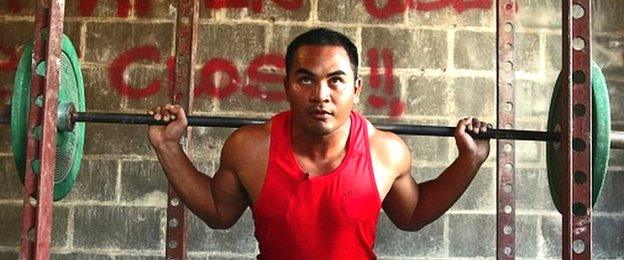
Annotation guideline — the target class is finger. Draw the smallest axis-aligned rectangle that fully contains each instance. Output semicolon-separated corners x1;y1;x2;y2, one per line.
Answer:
472;118;481;134
173;105;187;126
480;122;489;132
153;106;162;121
166;103;179;121
169;104;177;121
465;117;474;132
162;104;173;122
455;117;469;137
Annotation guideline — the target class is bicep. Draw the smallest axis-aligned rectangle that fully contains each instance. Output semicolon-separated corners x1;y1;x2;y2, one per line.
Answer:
382;170;419;228
209;133;252;226
375;132;419;229
210;165;249;222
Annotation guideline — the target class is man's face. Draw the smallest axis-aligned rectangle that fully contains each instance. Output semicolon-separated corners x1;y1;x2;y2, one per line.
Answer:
285;45;361;136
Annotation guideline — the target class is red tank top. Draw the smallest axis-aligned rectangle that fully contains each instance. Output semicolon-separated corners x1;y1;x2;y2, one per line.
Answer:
251;111;381;259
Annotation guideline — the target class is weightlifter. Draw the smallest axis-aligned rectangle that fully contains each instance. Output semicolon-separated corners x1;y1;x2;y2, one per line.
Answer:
147;28;491;259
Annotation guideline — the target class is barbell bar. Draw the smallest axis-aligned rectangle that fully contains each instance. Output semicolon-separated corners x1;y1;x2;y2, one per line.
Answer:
67;110;623;146
75;111;559;140
3;104;623;146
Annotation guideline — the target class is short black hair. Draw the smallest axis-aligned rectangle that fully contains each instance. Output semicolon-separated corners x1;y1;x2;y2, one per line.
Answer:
285;28;359;79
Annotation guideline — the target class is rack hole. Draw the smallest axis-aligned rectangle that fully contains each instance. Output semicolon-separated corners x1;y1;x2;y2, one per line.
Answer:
503;143;513;153
573;239;586;254
572;4;585;19
504;22;513;32
503;61;513;71
573;202;587;216
573;103;586;117
504;183;513;193
572;138;586;152
505;102;513;111
573;37;586;51
168;240;178;249
506;43;513;50
574;171;587;184
573;70;586;84
504;246;513;255
503;225;513;235
169;218;179;228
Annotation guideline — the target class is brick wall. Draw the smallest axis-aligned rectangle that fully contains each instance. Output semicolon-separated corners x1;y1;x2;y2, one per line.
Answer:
0;0;623;259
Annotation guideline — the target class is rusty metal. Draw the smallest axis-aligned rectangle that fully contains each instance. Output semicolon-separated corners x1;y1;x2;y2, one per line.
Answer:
166;0;199;259
20;0;66;259
19;2;47;259
496;0;516;259
562;0;592;259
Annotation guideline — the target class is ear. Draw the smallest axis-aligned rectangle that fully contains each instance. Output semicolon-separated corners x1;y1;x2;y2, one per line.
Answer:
283;77;291;102
353;77;362;104
283;77;288;91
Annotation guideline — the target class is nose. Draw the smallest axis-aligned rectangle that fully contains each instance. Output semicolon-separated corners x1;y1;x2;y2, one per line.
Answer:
310;81;330;103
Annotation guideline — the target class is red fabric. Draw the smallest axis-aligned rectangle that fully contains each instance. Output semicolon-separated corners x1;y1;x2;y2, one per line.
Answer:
252;111;381;259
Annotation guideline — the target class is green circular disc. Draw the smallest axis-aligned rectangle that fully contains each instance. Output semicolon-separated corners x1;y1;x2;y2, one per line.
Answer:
546;61;611;214
11;35;86;201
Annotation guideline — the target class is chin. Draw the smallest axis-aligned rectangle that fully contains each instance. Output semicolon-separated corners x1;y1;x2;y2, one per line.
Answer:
305;121;334;136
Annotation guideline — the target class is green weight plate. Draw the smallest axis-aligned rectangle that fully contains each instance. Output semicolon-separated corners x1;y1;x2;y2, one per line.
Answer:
11;35;86;201
546;61;611;214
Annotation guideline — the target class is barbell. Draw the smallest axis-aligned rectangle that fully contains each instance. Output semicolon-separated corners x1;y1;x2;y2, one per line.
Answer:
1;35;622;213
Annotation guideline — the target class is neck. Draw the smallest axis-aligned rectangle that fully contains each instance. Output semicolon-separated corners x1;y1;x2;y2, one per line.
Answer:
291;118;351;160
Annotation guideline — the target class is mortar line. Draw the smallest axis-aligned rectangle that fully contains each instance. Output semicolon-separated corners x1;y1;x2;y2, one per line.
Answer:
445;27;457;164
66;205;75;251
79;21;87;61
538;29;547;76
115;159;122;203
402;4;409;25
443;215;450;257
264;21;272;54
310;0;318;23
537;216;545;258
63;17;175;23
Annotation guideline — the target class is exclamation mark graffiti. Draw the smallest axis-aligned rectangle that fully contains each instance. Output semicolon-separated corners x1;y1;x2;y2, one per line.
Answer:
367;48;405;118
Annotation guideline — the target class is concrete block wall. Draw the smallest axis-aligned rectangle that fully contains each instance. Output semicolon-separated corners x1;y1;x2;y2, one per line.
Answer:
0;0;622;258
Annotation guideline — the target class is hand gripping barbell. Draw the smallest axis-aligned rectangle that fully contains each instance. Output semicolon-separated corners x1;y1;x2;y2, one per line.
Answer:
2;35;622;213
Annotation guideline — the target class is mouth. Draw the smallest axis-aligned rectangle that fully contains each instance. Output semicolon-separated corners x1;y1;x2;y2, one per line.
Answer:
309;109;333;120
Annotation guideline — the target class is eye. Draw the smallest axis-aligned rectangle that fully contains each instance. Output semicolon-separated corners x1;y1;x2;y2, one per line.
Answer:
299;76;313;85
329;77;345;85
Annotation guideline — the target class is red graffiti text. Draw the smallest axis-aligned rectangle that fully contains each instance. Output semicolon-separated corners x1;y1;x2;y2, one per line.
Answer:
108;45;285;102
205;0;303;13
78;0;152;17
364;0;492;19
109;45;405;117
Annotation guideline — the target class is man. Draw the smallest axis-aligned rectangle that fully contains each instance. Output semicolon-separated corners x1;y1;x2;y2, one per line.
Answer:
148;28;490;259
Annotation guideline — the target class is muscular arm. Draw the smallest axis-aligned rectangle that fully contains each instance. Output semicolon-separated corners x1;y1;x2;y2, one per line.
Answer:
379;118;490;231
382;154;483;231
149;105;252;229
153;130;251;229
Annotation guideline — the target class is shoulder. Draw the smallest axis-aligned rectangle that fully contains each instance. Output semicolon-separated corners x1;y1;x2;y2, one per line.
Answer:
365;119;411;176
220;121;271;169
223;122;271;154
